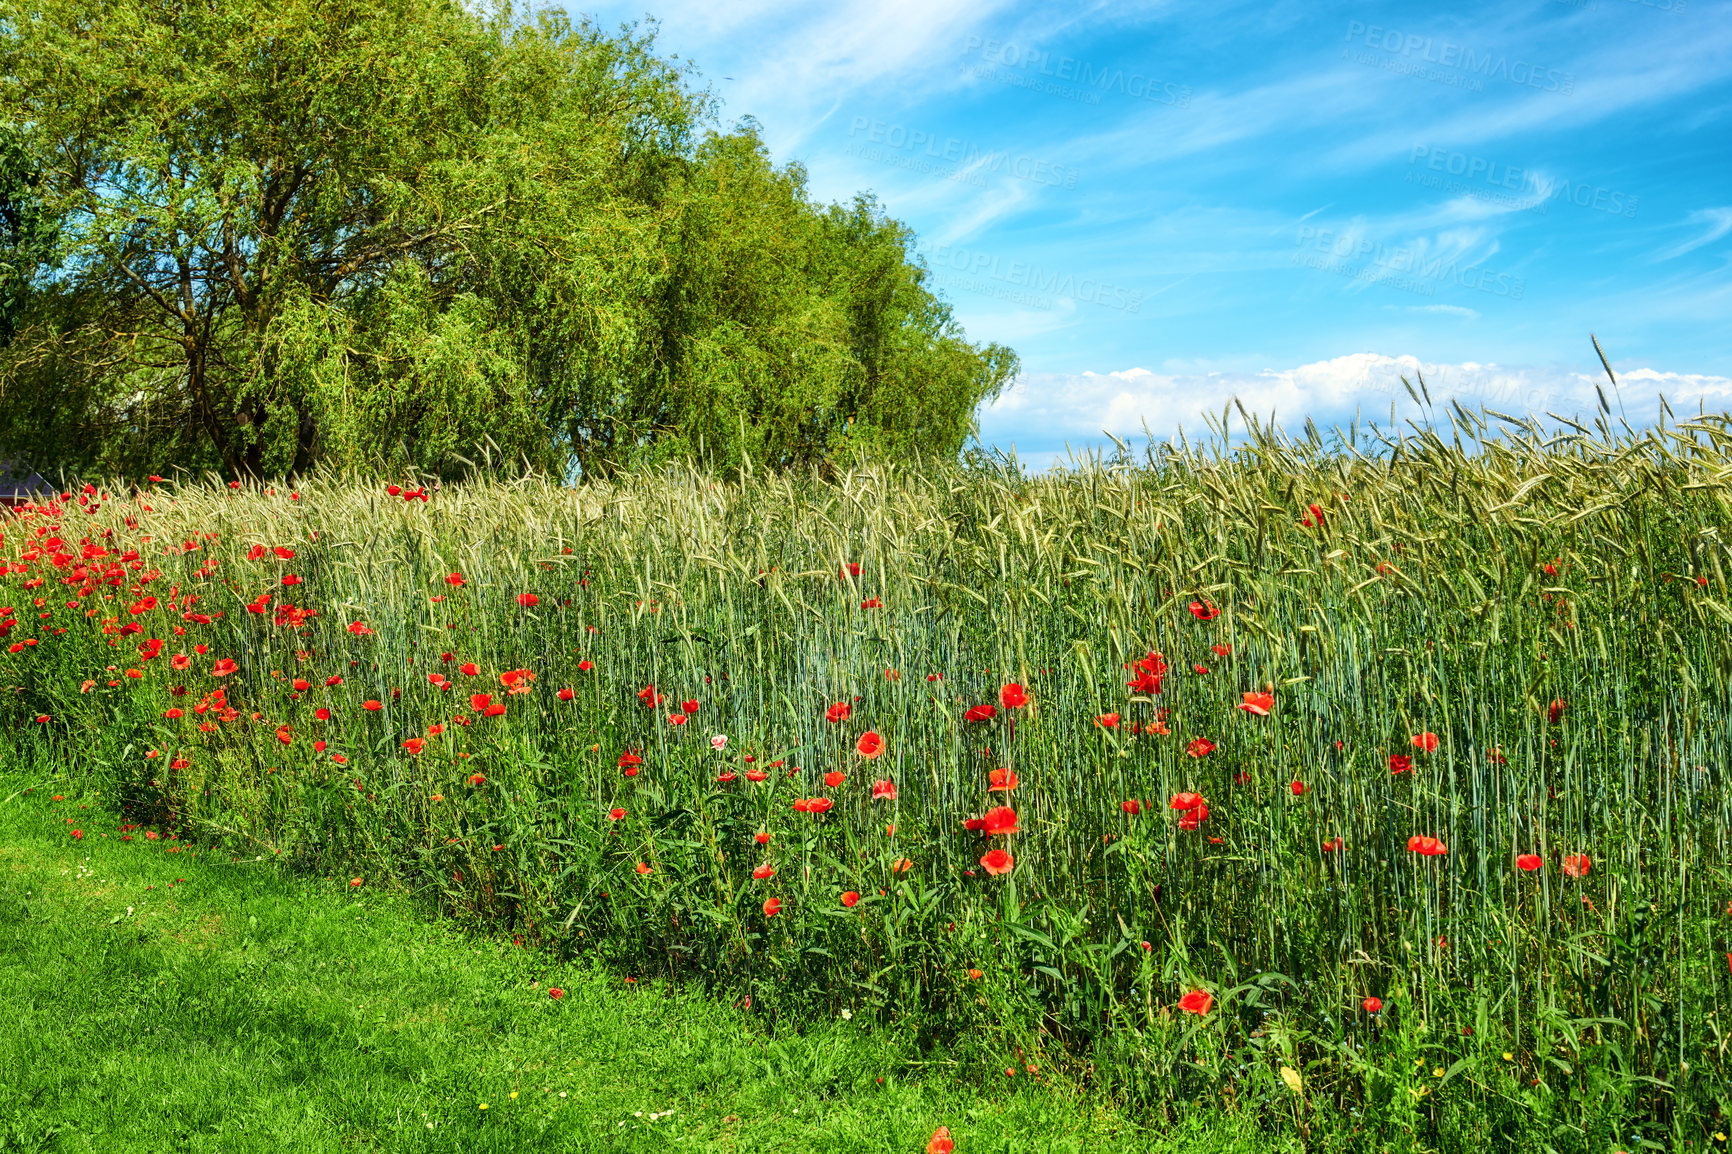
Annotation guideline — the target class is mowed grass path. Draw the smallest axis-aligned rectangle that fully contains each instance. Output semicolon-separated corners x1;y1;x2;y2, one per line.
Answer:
0;774;1271;1153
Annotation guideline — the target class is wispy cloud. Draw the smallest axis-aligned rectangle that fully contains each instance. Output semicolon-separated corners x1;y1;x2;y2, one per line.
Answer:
1656;207;1732;261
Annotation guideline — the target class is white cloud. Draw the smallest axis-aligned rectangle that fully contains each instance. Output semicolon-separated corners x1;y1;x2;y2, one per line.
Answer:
1656;207;1732;261
975;352;1732;468
1390;304;1479;318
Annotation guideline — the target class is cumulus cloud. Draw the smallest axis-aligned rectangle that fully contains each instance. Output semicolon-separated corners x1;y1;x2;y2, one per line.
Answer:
976;353;1732;468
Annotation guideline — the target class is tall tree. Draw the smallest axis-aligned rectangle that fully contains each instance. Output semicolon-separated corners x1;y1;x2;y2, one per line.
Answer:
0;0;1016;480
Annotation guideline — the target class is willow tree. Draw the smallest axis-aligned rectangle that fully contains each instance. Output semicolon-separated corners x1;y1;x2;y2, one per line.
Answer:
0;0;1016;480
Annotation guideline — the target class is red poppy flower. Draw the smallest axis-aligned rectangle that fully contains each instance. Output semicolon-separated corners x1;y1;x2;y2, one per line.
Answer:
1187;600;1220;621
680;699;699;715
347;621;374;636
1177;990;1214;1015
402;737;426;755
762;897;781;917
1389;754;1413;774
927;1127;955;1154
636;862;652;875
469;693;492;712
825;701;852;724
1548;697;1566;724
1515;854;1542;871
1411;732;1440;753
1178;803;1210;831
1406;835;1447;856
1322;837;1345;852
753;863;776;880
871;779;897;801
980;806;1020;835
988;767;1018;792
1170;792;1205;812
999;683;1028;709
363;699;383;712
468;773;486;786
608;808;625;821
1095;713;1120;728
1212;643;1232;657
1127;651;1168;695
1561;853;1590;878
841;890;860;907
326;675;342;687
717;771;738;783
1121;799;1142;816
500;669;535;692
275;726;292;745
746;769;768;782
557;688;574;701
1362;996;1382;1014
516;593;539;607
617;751;642;769
211;658;238;677
1186;738;1215;758
1237;691;1273;716
313;740;327;753
841;562;861;578
1289;780;1306;796
964;703;997;723
1486;747;1507;765
548;987;564;999
980;848;1014;875
856;730;884;759
667;713;688;727
824;771;846;788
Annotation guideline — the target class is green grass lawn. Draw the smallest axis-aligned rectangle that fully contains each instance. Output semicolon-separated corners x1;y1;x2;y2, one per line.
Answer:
0;772;1275;1154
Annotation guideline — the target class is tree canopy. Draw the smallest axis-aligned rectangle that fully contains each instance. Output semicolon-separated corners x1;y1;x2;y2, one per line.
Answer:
0;0;1017;480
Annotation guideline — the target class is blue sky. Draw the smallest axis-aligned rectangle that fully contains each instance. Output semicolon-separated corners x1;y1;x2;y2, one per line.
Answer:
574;0;1732;466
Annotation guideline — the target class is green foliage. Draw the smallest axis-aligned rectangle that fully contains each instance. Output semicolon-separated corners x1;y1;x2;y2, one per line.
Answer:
0;0;1014;481
0;123;57;349
9;411;1732;1148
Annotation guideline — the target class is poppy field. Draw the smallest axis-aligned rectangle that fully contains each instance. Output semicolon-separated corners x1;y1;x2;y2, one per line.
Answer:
5;413;1732;1150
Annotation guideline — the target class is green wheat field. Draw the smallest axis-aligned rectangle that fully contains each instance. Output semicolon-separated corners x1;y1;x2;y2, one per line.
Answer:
5;408;1732;1151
